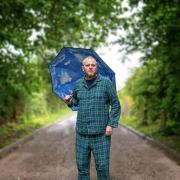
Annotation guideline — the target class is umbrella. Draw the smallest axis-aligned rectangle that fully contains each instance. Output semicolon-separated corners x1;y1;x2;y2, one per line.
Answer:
49;47;116;110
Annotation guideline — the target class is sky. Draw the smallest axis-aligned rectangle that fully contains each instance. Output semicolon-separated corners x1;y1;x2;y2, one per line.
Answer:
96;35;143;90
95;0;145;90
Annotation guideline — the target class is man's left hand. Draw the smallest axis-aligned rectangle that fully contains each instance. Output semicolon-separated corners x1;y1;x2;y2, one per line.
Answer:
105;126;113;136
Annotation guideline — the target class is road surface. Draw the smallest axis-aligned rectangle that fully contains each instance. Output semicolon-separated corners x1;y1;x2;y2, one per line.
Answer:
0;114;179;180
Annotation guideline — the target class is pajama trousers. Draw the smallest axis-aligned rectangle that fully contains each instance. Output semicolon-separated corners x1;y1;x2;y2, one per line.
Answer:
76;132;111;180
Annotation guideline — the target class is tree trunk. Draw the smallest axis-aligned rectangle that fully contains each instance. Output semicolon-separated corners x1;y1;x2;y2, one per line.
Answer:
12;108;18;123
160;109;166;131
143;107;148;125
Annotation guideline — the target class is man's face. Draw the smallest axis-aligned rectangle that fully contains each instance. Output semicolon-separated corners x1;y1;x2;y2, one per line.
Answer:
82;58;97;79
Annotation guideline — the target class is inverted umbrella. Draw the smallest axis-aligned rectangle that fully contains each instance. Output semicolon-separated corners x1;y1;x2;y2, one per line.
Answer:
49;47;116;110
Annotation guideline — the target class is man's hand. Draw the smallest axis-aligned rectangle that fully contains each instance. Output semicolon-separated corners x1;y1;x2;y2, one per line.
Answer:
64;95;72;105
105;126;113;136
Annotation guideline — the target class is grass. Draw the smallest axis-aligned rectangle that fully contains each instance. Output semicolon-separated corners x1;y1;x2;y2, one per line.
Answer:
0;108;72;148
120;116;180;153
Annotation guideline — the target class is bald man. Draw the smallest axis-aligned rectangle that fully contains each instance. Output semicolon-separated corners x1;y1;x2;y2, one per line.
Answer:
65;56;121;180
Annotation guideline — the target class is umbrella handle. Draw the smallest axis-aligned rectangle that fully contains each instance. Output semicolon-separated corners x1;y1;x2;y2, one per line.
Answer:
64;94;73;104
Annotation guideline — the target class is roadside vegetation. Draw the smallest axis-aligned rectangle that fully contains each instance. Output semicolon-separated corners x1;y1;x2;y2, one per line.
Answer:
0;1;122;148
117;0;180;153
1;0;179;154
0;97;71;148
119;84;180;153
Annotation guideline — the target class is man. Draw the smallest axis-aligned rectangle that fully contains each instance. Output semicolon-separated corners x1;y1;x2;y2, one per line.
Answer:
64;56;121;180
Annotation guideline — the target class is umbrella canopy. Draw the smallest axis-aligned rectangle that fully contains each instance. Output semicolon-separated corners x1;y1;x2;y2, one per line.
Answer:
49;47;116;110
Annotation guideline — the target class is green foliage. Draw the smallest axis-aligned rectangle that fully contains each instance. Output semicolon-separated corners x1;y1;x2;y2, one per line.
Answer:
0;0;123;51
0;54;40;124
0;108;71;148
0;0;123;125
119;0;180;134
124;57;180;134
121;1;180;53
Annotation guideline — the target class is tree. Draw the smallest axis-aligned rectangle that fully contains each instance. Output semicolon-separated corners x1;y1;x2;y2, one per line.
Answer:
0;0;123;124
120;0;180;133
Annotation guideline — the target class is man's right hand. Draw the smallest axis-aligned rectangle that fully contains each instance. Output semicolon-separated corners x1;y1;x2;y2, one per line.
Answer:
64;95;73;105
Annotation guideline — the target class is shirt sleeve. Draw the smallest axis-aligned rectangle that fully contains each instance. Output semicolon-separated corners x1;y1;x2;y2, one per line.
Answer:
106;80;121;128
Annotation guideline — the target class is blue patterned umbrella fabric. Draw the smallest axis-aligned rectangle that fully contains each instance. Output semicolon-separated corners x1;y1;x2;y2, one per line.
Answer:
49;47;116;110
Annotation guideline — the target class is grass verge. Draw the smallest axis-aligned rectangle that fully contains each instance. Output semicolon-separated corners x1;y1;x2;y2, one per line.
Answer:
120;116;180;153
0;108;72;148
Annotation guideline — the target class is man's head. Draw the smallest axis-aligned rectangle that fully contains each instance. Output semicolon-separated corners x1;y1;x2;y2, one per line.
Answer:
82;56;98;79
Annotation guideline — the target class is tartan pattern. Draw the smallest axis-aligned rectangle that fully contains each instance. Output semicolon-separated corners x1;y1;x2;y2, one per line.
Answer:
76;133;111;180
73;75;121;135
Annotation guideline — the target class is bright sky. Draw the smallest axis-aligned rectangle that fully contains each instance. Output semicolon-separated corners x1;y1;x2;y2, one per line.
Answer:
96;35;143;90
95;0;144;90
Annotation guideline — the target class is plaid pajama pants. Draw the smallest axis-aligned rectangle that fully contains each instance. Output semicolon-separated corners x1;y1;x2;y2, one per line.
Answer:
76;132;111;180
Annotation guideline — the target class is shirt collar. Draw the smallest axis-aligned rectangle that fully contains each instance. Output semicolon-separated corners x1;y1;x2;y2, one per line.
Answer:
83;74;102;89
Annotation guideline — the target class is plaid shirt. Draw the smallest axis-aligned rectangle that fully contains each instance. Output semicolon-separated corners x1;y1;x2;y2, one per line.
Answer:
72;74;121;135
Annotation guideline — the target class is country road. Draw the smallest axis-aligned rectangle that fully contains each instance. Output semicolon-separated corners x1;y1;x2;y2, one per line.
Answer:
0;114;179;180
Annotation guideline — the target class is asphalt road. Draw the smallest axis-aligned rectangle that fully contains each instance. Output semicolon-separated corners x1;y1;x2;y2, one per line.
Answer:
0;114;179;180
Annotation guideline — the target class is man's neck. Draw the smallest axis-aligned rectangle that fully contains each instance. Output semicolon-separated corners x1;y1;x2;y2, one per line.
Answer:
85;74;97;80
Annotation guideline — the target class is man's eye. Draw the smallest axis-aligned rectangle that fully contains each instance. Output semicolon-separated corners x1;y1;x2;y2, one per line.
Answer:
86;64;96;67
